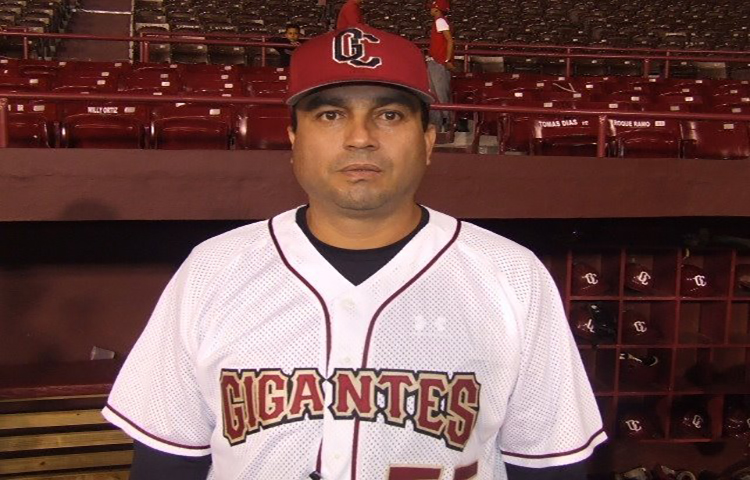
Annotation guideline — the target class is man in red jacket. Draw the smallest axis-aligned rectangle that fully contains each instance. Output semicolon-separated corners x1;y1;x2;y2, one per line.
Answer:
337;0;363;30
427;0;454;130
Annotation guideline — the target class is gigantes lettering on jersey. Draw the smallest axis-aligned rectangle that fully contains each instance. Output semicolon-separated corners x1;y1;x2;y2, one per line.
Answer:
220;367;481;451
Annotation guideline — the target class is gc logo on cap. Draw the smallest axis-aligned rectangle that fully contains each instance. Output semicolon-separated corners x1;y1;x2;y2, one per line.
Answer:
286;25;436;106
333;28;382;68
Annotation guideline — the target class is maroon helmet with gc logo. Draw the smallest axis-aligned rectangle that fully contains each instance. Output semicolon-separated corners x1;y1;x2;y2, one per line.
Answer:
625;262;655;294
572;262;609;295
680;264;713;297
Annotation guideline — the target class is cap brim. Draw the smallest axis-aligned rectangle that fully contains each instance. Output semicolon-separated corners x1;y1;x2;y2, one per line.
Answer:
286;79;436;105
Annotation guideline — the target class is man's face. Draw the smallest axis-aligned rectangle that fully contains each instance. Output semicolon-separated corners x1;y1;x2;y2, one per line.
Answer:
430;7;441;17
289;85;436;216
285;27;300;42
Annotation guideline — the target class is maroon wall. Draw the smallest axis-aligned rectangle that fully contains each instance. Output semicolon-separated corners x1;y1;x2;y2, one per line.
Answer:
2;149;750;220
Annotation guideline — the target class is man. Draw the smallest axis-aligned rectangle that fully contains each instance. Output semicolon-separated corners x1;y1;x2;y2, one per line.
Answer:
427;1;454;129
269;23;301;68
103;25;606;479
336;0;363;30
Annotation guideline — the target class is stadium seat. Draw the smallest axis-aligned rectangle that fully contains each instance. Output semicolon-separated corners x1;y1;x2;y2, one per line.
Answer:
236;105;291;149
119;69;181;94
530;115;601;156
6;102;57;147
608;117;683;158
681;120;750;160
152;104;233;149
244;80;287;97
60;103;149;148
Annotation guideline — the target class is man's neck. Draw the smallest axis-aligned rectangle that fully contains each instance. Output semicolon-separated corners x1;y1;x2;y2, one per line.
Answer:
306;202;423;250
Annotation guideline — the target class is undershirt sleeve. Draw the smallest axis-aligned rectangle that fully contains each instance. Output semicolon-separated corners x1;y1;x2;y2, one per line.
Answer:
130;441;211;480
506;461;587;480
435;17;450;32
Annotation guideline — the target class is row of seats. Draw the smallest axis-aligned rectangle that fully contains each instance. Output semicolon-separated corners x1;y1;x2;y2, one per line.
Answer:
455;73;750;114
6;101;291;149
454;73;750;158
0;59;289;95
479;114;750;159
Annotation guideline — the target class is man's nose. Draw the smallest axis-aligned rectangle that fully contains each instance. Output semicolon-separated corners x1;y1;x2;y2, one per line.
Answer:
344;114;378;150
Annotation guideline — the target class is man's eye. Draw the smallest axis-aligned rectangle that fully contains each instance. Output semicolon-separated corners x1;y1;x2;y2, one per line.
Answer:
380;111;402;121
319;111;341;121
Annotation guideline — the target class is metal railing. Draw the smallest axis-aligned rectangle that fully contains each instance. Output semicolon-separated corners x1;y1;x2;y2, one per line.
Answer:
3;29;750;76
3;90;750;156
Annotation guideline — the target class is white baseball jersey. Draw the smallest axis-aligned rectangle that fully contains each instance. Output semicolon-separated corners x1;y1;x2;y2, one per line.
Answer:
103;206;606;479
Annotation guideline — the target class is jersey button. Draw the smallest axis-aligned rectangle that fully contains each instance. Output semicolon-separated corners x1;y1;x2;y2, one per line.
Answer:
341;298;355;311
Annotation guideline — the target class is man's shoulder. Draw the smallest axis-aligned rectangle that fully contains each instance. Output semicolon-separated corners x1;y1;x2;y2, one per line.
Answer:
187;218;274;271
427;208;535;265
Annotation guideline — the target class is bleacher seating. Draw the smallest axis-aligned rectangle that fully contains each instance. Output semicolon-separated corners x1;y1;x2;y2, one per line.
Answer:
0;60;748;157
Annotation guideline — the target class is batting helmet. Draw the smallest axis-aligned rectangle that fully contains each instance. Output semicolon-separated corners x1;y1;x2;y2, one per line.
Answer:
736;264;750;291
680;264;713;297
674;408;711;438
625;262;655;294
572;262;609;295
618;411;661;439
570;303;617;344
723;406;750;438
621;309;660;344
619;352;660;386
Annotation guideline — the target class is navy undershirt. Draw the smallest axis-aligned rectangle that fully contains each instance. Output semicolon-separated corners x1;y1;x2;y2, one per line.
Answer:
295;204;430;285
129;206;588;479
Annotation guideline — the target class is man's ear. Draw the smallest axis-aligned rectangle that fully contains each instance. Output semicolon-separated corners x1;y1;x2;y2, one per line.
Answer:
424;123;436;166
287;126;296;147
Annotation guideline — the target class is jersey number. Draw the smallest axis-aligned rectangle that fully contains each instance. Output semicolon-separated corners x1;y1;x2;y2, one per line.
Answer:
387;462;478;480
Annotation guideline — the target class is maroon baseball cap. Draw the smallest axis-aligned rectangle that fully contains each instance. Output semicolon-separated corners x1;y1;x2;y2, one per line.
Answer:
286;25;435;106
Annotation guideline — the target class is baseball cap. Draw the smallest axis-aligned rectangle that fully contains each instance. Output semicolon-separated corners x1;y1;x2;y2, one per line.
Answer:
430;0;450;11
286;25;435;106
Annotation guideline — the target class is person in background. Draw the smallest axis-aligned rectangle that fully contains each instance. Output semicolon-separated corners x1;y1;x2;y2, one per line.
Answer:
427;0;455;130
336;0;363;30
270;23;301;68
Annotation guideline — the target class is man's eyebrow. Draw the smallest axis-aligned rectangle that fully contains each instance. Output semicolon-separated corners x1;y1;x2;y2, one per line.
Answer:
298;92;419;112
298;95;347;111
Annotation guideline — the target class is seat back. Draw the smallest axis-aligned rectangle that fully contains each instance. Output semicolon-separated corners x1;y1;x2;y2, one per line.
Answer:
608;117;683;158
682;121;750;160
237;105;291;150
531;116;601;156
60;103;149;148
152;104;233;150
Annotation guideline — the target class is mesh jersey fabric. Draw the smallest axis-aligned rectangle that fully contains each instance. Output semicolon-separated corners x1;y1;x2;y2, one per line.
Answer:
103;206;606;479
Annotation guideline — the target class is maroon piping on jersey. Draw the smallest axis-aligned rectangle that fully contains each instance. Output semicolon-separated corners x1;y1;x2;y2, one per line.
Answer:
104;403;211;451
268;217;332;369
501;428;606;459
268;216;332;475
351;220;463;480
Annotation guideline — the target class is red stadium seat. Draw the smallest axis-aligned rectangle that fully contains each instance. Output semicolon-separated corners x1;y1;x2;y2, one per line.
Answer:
60;103;149;148
492;101;572;154
530;116;601;156
119;70;181;95
182;72;242;96
236;105;291;150
52;77;118;93
681;121;750;160
0;72;50;90
152;104;233;150
6;102;57;147
244;80;287;98
608;117;683;158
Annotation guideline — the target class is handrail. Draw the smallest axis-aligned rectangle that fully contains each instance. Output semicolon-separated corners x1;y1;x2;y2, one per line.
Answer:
2;29;750;76
3;91;750;157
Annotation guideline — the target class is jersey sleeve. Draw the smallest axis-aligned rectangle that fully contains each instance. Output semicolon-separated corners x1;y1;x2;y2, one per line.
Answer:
102;255;214;457
435;18;450;32
498;255;607;468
